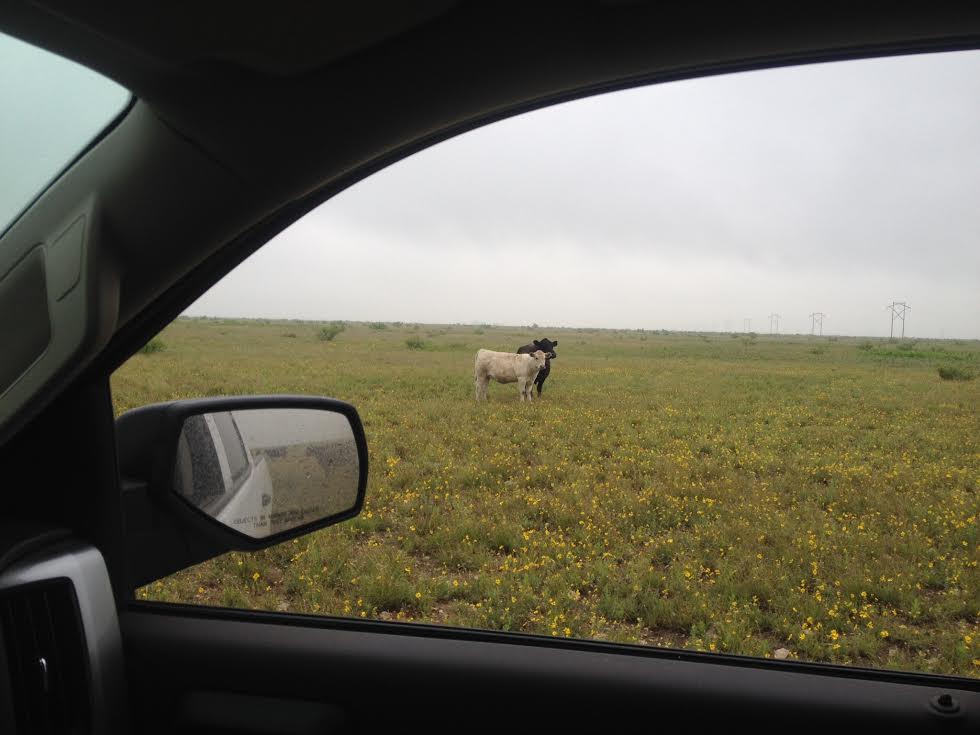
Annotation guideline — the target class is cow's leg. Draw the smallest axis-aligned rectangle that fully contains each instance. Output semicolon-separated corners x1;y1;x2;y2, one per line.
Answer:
536;363;549;397
517;377;527;401
475;374;488;401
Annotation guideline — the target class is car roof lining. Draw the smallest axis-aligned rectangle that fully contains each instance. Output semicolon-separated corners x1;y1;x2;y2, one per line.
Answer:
17;1;458;77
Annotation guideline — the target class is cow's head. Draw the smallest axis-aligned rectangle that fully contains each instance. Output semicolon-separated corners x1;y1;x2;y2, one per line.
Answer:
532;338;558;360
530;350;548;368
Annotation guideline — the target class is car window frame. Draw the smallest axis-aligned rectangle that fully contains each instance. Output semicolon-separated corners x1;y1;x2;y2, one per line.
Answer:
96;46;980;695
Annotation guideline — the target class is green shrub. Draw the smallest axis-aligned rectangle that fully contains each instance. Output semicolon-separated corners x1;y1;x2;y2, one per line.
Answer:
318;323;345;341
138;337;165;354
369;322;388;330
405;337;429;351
937;365;974;381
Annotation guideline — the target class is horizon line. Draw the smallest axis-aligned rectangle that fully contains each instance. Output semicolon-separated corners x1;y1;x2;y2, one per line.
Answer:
175;314;978;342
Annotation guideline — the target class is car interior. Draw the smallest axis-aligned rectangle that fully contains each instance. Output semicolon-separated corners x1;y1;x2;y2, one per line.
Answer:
1;2;978;733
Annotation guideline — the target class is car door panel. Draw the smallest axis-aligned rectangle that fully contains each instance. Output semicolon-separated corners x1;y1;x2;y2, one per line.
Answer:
121;605;980;733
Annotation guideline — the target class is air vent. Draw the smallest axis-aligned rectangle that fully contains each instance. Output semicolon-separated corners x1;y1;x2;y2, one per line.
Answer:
0;578;90;734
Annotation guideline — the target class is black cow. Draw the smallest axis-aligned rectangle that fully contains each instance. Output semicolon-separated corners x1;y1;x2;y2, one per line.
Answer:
516;338;558;396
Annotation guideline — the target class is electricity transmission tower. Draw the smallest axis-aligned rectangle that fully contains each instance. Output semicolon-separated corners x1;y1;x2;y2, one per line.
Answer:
887;302;910;339
743;318;751;333
809;312;825;336
769;313;780;335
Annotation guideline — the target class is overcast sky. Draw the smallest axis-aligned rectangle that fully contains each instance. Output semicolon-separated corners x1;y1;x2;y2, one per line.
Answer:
187;50;980;338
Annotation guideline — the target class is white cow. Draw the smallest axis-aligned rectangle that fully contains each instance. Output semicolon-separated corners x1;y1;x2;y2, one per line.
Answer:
474;349;548;402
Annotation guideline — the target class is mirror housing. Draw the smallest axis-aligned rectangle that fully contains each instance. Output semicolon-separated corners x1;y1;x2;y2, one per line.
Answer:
117;395;368;589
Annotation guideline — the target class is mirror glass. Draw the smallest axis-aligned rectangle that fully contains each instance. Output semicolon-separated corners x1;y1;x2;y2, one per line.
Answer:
173;408;360;538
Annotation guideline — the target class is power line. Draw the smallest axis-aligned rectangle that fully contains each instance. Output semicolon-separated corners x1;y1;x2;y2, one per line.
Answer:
886;301;911;340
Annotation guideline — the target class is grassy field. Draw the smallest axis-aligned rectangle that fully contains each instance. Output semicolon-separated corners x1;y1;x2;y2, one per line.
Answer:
112;317;979;677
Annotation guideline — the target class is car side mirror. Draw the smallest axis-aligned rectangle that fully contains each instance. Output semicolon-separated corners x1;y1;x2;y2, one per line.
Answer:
117;396;368;588
174;406;362;539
